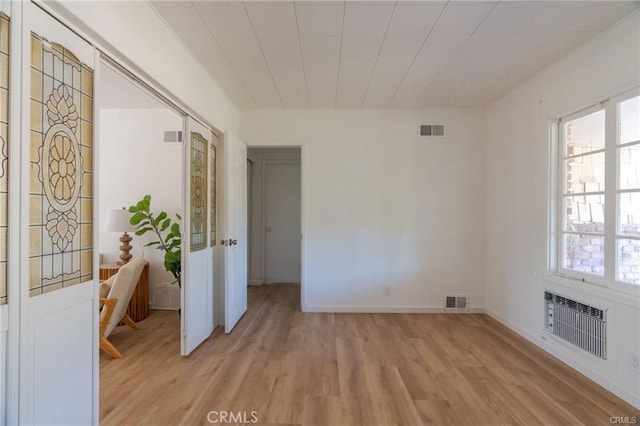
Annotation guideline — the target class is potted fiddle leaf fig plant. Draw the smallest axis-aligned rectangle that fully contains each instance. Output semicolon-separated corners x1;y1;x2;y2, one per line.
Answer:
128;195;182;287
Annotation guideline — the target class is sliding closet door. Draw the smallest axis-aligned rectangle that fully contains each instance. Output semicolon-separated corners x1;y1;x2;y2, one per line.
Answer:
181;117;214;355
19;3;97;423
0;1;10;422
222;131;247;333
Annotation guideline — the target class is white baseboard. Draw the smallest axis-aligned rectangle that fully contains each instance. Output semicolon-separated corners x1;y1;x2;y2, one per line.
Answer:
485;308;640;410
303;305;485;314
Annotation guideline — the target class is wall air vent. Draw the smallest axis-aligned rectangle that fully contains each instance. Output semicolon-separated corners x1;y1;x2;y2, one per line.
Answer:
163;130;183;143
420;124;444;136
445;296;468;310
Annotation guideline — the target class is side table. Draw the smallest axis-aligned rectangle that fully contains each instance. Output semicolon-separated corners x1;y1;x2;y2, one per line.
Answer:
99;261;150;322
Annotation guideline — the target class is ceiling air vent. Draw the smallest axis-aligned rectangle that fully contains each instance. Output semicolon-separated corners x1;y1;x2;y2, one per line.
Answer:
163;130;183;143
420;124;444;136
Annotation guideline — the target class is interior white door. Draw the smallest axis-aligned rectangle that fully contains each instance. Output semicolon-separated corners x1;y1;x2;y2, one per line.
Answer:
223;131;247;333
265;161;301;284
181;118;214;355
19;3;98;424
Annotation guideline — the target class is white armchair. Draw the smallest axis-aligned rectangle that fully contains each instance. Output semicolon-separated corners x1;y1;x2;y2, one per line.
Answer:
99;258;146;359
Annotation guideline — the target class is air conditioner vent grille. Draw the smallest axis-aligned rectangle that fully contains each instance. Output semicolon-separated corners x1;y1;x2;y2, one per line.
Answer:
544;291;604;320
544;291;606;359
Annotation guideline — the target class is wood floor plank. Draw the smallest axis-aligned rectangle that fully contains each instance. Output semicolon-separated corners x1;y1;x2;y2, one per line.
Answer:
100;285;640;425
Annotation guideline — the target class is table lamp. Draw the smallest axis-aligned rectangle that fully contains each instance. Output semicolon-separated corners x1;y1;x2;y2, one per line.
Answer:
105;207;135;265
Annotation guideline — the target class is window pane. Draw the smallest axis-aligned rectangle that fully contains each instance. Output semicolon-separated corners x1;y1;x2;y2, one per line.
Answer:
563;233;604;276
564;109;605;156
619;144;640;189
564;152;605;193
564;195;605;233
620;95;640;144
618;238;640;285
619;192;640;236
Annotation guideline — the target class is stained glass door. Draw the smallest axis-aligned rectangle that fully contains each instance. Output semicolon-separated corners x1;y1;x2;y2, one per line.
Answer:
181;117;214;355
19;4;97;424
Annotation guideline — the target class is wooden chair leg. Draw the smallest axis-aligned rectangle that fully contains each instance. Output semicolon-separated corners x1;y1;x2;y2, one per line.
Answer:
100;335;123;359
122;314;139;330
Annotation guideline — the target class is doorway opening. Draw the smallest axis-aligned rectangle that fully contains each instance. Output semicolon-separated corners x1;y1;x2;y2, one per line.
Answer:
247;147;302;298
97;61;184;363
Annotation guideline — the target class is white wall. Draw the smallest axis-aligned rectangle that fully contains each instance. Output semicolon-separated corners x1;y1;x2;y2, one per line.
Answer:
485;11;640;408
99;108;183;306
247;148;301;285
47;0;239;135
240;109;486;312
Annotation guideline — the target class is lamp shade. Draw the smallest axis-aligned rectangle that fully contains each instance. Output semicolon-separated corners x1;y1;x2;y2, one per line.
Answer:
104;208;135;233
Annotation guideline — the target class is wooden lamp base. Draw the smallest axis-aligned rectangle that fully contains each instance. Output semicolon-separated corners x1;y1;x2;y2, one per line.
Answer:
117;232;133;265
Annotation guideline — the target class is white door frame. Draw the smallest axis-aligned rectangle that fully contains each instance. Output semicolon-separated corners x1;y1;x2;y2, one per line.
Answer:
5;1;21;423
246;143;307;311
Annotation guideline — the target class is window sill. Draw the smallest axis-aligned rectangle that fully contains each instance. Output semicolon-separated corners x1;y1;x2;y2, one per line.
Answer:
542;273;640;308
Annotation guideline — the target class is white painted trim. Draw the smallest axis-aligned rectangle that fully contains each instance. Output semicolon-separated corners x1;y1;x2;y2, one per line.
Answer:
6;1;22;424
299;144;307;313
543;274;640;308
92;51;102;426
304;305;485;314
485;308;640;410
0;305;7;425
547;120;558;273
17;0;31;421
0;306;6;333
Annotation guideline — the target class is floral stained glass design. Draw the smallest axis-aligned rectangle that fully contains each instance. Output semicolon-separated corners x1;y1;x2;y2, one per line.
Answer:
29;32;93;296
210;143;216;247
190;132;208;251
0;13;9;305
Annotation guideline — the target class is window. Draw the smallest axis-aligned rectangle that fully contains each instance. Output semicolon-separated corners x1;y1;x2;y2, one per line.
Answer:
558;89;640;288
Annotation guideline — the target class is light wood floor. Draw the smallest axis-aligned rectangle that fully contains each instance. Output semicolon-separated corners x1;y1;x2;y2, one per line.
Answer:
100;285;639;425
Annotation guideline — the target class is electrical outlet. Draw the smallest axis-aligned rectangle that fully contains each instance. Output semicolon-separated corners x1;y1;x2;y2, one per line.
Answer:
631;353;640;374
383;286;390;296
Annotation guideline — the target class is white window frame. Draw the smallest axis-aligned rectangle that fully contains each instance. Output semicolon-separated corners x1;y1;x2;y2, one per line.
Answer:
555;87;640;294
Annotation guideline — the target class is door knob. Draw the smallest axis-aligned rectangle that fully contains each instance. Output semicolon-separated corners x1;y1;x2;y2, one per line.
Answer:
230;239;237;246
220;239;229;246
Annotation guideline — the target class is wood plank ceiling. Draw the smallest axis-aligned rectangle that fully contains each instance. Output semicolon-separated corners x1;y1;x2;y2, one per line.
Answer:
150;1;640;109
